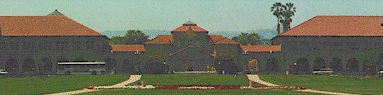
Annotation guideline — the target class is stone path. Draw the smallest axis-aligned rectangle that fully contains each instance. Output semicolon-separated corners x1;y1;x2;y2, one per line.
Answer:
47;89;99;95
247;75;360;95
112;75;141;87
48;75;141;95
247;75;279;86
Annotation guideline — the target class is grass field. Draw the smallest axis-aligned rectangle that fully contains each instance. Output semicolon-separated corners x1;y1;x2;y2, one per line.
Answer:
135;74;249;86
0;75;130;95
2;74;382;94
259;74;383;94
79;89;321;95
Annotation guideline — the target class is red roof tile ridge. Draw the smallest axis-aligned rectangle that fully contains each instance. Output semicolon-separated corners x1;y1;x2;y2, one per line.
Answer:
279;16;318;36
111;45;145;52
315;15;383;17
209;35;225;43
240;45;281;52
145;35;173;44
278;15;383;37
214;37;239;45
0;15;103;36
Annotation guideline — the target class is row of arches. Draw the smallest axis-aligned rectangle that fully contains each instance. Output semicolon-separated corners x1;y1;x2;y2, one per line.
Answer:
292;57;383;74
4;57;121;75
5;58;53;75
139;57;242;74
247;58;280;74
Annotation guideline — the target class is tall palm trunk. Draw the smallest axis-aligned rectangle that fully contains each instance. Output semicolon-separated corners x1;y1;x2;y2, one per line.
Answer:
277;18;280;34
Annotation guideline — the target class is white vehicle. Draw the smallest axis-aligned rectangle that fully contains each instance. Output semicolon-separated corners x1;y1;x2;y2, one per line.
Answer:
0;69;8;75
379;70;383;76
313;68;333;75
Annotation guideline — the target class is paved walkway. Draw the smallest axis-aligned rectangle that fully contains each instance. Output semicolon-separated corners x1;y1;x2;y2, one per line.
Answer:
247;75;279;86
112;75;141;87
48;75;141;95
247;75;360;95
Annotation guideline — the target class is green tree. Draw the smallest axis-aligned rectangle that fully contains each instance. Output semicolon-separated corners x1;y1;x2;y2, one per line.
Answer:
109;30;149;45
232;33;262;45
109;36;125;45
271;2;283;34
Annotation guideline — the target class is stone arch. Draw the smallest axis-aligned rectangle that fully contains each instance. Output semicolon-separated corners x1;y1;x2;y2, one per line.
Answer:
377;54;383;72
313;58;326;71
5;58;18;74
41;58;53;74
22;58;36;75
293;57;310;74
346;58;359;74
247;59;259;73
330;58;343;74
215;58;240;74
105;58;116;74
266;58;279;73
122;59;135;73
363;60;375;75
141;58;167;74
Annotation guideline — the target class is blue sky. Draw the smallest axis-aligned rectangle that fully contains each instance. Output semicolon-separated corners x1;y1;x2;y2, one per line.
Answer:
1;0;383;33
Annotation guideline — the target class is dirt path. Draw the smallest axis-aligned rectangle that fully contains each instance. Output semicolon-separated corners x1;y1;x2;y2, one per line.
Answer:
48;75;141;95
247;75;360;95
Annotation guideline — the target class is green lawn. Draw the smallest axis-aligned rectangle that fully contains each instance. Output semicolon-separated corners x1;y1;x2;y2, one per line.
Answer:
80;89;322;95
136;74;248;86
2;74;380;95
0;75;130;95
259;74;383;94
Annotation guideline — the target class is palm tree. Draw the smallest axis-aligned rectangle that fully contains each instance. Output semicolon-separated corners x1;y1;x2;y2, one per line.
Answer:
281;2;296;32
271;2;283;34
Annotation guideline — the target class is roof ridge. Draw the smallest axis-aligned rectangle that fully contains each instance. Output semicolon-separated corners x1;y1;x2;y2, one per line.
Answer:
277;16;318;36
0;15;102;36
212;36;225;43
214;37;239;45
276;15;383;37
315;15;383;17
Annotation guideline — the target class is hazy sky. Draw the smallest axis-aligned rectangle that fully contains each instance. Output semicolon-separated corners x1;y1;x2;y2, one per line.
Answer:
1;0;383;32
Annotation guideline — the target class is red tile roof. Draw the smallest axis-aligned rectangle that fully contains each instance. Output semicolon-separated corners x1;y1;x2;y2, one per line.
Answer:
172;21;208;33
280;16;383;36
111;45;145;52
209;35;225;43
145;35;173;44
0;16;102;36
214;37;239;45
240;45;281;52
146;35;238;45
